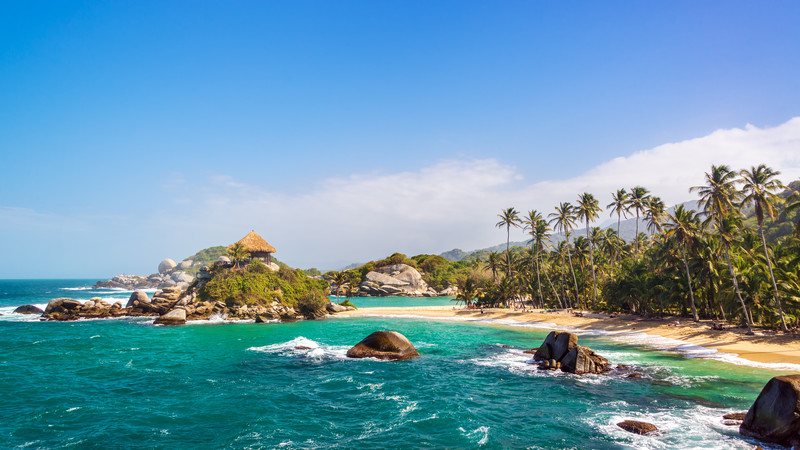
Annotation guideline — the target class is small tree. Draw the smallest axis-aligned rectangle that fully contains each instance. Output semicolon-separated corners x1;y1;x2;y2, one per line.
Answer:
228;243;250;269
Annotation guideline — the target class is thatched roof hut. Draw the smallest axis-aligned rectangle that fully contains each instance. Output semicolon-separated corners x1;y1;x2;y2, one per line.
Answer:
231;230;276;262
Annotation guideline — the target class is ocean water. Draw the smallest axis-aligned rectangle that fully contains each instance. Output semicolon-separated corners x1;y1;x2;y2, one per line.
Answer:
0;280;793;449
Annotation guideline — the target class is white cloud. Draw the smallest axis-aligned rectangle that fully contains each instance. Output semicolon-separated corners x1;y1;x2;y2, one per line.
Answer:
164;117;800;270
5;117;800;276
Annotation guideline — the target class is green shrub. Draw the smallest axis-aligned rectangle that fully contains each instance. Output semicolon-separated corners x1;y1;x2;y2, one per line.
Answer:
199;265;328;308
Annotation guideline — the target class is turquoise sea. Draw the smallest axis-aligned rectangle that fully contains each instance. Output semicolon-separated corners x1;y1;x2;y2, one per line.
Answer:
0;280;794;449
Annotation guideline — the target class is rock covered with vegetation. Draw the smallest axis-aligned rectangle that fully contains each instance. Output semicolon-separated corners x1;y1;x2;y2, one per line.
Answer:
346;331;420;360
42;259;334;324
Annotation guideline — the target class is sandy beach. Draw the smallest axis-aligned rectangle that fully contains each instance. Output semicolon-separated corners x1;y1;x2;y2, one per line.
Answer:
338;305;800;367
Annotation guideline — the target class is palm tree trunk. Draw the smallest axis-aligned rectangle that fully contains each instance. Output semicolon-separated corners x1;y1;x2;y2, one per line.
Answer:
586;220;598;308
635;210;640;254
535;251;544;308
681;244;698;321
543;259;563;309
565;235;581;309
616;214;621;264
723;244;753;334
506;225;512;277
760;224;788;332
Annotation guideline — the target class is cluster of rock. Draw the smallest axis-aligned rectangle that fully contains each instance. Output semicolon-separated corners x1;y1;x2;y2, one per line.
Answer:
340;264;456;297
42;297;126;320
93;258;201;290
35;284;353;325
532;331;609;375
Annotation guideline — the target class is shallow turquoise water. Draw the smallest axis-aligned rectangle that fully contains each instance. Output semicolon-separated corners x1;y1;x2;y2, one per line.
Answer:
0;280;793;449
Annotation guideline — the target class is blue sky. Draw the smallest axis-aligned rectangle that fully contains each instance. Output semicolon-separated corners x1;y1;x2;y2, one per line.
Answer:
2;1;800;278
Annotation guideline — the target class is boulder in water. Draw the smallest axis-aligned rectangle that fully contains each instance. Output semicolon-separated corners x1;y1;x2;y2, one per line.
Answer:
13;304;43;314
617;420;659;435
126;291;150;308
346;331;420;361
154;308;187;325
740;375;800;447
560;345;609;374
533;331;578;362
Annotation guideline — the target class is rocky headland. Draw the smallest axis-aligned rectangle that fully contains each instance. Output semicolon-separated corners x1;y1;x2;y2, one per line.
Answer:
45;262;350;325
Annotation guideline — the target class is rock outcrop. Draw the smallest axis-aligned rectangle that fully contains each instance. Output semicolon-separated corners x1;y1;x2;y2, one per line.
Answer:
617;420;659;435
356;264;439;297
13;304;44;314
346;331;420;361
740;375;800;447
531;331;609;374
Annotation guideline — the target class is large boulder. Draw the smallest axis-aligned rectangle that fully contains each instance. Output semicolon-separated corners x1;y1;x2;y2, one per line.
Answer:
533;331;578;362
346;331;420;361
740;375;800;447
560;345;609;374
326;303;348;313
362;264;430;296
177;260;193;270
126;291;150;308
158;258;177;274
13;304;43;314
170;271;194;284
154;308;187;325
44;298;82;313
617;420;659;435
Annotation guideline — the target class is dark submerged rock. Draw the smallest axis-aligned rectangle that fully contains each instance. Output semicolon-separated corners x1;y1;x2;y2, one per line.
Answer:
740;375;800;447
617;420;659;435
346;331;420;361
13;305;44;314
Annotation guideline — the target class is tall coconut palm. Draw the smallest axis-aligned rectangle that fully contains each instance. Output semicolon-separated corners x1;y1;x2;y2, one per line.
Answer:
607;188;630;263
549;202;581;309
691;165;753;334
523;210;545;306
331;271;348;304
496;207;522;277
576;192;601;306
664;205;701;321
628;186;651;254
740;164;788;332
644;196;666;235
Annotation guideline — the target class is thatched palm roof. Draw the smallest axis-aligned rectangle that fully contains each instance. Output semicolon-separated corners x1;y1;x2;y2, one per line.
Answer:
231;230;277;253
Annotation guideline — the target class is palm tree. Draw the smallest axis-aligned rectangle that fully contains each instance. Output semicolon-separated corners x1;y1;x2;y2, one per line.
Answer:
644;196;666;235
523;210;545;306
740;164;788;332
346;271;362;299
607;188;630;263
331;271;348;303
576;192;601;307
228;243;250;269
691;164;753;334
486;252;503;283
496;207;522;277
549;202;581;309
456;277;480;308
664;205;701;321
628;186;651;254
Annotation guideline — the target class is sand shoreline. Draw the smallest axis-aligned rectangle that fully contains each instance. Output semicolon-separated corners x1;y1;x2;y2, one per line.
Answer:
337;305;800;368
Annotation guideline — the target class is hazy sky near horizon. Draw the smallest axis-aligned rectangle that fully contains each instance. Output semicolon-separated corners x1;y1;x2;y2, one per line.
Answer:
2;1;800;278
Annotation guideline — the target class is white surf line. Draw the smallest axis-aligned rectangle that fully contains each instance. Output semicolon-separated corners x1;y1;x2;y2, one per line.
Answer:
332;312;800;372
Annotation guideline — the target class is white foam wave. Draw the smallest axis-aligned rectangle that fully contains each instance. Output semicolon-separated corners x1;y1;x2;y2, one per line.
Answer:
589;405;762;449
60;287;93;291
337;314;800;372
248;337;350;361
